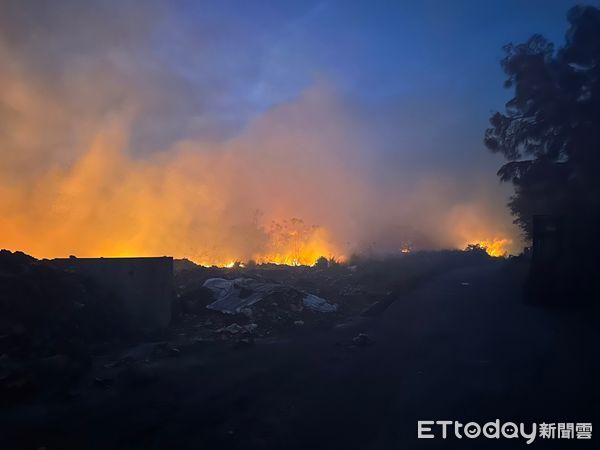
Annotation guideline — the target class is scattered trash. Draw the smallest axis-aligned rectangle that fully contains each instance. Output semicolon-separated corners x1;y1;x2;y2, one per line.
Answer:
216;323;245;334
204;277;337;315
240;308;254;319
3;249;467;407
215;323;258;335
352;333;374;346
204;278;284;314
199;276;339;338
242;323;258;333
302;294;337;313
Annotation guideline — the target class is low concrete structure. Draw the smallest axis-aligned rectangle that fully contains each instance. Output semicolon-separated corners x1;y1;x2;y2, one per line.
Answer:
51;257;173;330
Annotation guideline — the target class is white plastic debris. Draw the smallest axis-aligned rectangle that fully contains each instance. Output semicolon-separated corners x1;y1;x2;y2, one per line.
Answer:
302;294;337;313
204;278;283;314
204;277;337;315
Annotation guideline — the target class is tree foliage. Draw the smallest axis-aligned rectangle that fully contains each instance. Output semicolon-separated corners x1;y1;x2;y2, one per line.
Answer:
485;5;600;239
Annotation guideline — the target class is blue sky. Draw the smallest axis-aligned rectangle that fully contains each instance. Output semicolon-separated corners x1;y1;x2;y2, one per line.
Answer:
3;0;579;161
160;1;578;114
148;0;581;172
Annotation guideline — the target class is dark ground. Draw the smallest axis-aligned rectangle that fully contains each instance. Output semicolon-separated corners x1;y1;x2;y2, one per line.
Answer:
1;258;598;449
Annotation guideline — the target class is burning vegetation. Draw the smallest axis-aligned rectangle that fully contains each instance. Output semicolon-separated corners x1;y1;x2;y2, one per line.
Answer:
214;218;343;267
464;238;513;257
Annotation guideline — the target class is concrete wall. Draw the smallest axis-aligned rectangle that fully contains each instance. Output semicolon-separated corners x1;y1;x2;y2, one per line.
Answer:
51;257;173;331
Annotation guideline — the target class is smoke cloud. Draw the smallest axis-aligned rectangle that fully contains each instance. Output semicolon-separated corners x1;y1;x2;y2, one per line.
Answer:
0;1;520;264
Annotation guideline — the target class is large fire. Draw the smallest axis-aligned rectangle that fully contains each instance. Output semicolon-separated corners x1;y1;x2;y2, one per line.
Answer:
198;219;344;267
464;238;513;257
0;108;350;267
0;78;519;265
0;2;524;270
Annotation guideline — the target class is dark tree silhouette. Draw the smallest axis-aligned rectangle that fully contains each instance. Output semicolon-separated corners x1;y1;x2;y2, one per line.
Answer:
485;5;600;241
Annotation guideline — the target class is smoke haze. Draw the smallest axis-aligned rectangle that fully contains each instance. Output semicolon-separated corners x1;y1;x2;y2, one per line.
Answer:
0;0;526;264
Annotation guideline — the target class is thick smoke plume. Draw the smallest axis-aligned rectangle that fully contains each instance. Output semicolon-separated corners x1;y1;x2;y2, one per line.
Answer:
0;1;519;265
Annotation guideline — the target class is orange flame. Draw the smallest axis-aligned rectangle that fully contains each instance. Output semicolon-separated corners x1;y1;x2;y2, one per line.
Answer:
0;121;345;267
465;238;513;257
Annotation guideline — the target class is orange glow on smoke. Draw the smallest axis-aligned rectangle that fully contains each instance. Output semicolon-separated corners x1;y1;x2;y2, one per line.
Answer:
465;238;513;257
447;203;517;257
0;116;345;267
198;221;343;267
0;81;519;265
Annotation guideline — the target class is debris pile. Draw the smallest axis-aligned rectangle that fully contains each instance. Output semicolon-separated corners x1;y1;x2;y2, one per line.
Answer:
0;248;492;405
202;277;337;335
